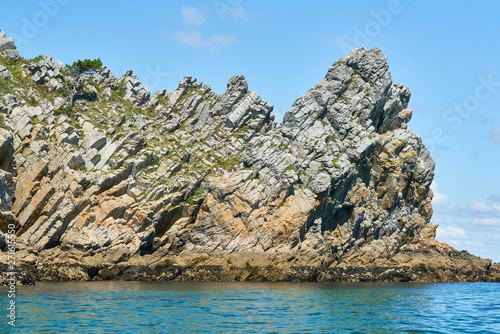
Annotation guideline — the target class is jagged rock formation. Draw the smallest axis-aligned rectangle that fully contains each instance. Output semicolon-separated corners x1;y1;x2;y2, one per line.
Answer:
0;29;498;283
0;30;18;59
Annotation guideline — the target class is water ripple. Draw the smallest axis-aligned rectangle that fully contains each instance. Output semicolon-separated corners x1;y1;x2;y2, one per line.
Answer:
0;282;498;333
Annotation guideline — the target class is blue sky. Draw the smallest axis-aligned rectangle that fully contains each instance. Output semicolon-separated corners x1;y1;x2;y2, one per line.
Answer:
1;0;499;261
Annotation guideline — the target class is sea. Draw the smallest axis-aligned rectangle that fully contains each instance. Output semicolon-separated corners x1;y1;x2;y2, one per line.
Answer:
1;281;498;333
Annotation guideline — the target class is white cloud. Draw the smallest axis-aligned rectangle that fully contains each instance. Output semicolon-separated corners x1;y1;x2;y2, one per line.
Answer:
436;226;468;239
433;195;500;260
430;181;449;206
490;126;500;146
215;5;249;21
467;200;494;213
180;6;206;26
433;192;449;206
466;200;500;215
472;218;500;226
172;30;236;50
489;194;500;203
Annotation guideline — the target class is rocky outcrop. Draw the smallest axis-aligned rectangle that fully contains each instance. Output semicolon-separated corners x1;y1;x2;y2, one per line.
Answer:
0;30;18;58
27;54;65;91
118;70;150;106
0;30;497;283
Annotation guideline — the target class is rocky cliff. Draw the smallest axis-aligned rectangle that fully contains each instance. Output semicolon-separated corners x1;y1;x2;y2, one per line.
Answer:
0;30;498;283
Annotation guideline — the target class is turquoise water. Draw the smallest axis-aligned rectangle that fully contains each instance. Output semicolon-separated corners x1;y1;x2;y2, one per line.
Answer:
1;282;499;333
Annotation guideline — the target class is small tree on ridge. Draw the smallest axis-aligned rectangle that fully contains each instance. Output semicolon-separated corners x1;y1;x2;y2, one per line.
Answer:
66;58;102;105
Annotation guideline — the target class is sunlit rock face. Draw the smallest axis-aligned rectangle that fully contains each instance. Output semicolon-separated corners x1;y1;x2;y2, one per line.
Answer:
2;32;495;283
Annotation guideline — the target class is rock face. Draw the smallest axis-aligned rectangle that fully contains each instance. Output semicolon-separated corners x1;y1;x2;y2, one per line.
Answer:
0;30;18;58
0;31;498;283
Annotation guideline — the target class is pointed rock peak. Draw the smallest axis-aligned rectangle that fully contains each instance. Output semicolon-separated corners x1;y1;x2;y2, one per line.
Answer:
178;75;203;89
218;74;251;116
96;65;116;78
91;65;117;87
325;47;389;84
99;65;113;74
0;29;19;58
225;74;248;95
119;69;134;81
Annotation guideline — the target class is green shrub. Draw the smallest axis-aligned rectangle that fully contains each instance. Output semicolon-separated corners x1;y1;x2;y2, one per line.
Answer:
326;134;338;142
67;58;103;77
0;78;11;93
186;196;195;205
27;96;38;106
54;105;74;116
29;55;44;63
